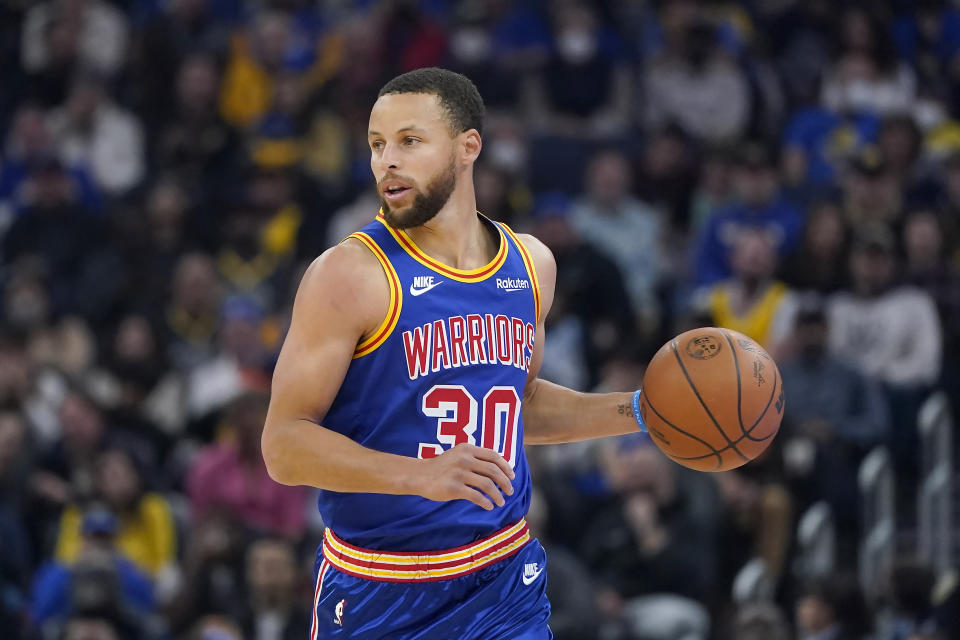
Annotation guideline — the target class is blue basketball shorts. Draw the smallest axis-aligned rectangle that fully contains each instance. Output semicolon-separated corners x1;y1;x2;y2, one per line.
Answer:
309;519;552;639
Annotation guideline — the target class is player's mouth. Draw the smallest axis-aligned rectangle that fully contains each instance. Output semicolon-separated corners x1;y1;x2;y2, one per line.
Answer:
382;181;413;201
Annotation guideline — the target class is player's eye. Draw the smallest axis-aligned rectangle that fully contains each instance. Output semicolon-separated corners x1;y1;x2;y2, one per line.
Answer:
403;137;420;146
370;140;384;150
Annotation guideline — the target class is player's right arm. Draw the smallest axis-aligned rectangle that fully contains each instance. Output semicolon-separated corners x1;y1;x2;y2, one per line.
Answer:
261;239;514;510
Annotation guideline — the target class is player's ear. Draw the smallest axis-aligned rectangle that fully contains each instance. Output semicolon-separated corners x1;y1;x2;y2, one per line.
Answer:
460;129;482;165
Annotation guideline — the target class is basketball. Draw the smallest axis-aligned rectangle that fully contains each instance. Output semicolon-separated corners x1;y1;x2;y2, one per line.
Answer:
640;327;784;472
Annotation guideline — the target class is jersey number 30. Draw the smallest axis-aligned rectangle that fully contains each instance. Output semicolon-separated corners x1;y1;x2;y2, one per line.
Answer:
417;385;521;468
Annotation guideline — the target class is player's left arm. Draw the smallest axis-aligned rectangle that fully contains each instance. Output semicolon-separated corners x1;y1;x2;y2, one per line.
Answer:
516;234;644;444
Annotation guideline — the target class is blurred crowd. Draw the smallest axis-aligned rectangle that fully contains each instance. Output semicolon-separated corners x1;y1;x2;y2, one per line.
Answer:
1;0;960;639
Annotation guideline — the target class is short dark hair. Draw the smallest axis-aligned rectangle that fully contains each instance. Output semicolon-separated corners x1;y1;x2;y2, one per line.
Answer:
378;67;485;136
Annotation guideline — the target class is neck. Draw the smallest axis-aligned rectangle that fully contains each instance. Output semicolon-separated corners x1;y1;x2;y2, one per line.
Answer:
402;177;497;269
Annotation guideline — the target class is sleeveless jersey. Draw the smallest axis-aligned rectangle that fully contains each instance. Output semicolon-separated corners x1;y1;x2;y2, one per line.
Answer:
318;212;542;552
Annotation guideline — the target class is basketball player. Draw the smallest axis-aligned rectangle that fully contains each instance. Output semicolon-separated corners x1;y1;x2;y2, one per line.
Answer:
262;68;646;639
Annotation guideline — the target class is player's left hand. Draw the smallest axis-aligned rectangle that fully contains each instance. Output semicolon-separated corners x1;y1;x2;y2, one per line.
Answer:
411;444;515;511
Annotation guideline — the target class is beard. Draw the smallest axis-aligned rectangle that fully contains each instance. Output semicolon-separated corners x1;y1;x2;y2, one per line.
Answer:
379;162;457;230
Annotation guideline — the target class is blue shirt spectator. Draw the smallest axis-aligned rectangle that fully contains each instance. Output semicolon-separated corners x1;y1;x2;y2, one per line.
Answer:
694;143;805;286
29;509;154;627
783;107;880;187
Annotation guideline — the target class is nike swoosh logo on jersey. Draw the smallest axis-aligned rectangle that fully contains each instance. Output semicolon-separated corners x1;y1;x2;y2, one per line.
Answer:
522;566;544;585
410;280;443;296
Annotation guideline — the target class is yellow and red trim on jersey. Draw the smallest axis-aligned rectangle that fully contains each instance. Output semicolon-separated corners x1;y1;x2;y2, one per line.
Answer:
500;224;541;323
375;212;508;283
345;232;402;358
322;519;530;582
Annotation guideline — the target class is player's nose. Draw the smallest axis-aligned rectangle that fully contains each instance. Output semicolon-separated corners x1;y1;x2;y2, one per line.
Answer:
378;142;401;172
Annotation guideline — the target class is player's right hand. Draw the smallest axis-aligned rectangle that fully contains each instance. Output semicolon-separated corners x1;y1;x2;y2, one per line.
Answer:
414;444;515;510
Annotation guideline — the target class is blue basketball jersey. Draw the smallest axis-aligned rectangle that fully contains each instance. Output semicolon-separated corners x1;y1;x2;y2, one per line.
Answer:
319;212;541;551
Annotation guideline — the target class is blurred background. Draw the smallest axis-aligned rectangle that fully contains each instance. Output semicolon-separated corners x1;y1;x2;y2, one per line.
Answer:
0;0;958;638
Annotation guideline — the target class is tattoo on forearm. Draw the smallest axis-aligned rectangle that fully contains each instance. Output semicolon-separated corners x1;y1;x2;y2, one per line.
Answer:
618;403;630;416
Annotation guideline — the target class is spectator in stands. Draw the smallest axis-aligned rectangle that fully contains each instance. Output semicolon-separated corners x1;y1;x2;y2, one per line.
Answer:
877;115;929;196
153;54;240;203
827;224;942;388
219;167;303;310
713;467;793;597
219;11;295;129
572;149;665;322
133;0;231;130
87;313;183;444
53;445;176;578
584;438;713;604
828;223;941;483
165;512;247;634
694;142;804;286
187;392;307;538
21;0;129;79
902;209;960;366
688;146;737;234
842;150;903;228
527;192;636;389
120;180;197;317
163;252;222;372
30;506;154;630
697;229;797;352
235;538;309;640
442;0;549;109
32;391;107;509
525;489;596;640
782;106;879;191
642;9;750;143
474;162;530;229
527;1;630;138
634;124;697;231
780;199;850;295
795;573;872;640
1;154;106;316
821;7;917;117
780;298;890;553
892;0;960;98
0;104;100;223
47;71;145;197
185;296;273;421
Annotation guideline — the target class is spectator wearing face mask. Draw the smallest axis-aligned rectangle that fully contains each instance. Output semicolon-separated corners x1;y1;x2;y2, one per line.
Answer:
526;1;631;138
642;14;750;143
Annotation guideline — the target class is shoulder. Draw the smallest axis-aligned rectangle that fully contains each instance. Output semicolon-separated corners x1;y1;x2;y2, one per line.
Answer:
513;233;556;276
512;232;556;318
297;238;390;316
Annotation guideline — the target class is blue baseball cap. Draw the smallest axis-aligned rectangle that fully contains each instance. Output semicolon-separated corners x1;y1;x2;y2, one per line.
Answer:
82;508;117;536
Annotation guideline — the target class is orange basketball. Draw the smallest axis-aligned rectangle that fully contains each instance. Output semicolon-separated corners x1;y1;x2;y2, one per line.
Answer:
640;327;784;472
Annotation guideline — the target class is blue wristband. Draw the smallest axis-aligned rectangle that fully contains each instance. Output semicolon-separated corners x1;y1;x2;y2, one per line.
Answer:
632;389;647;433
